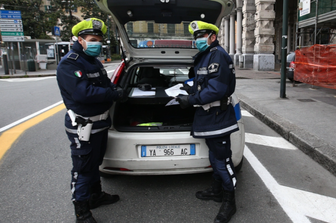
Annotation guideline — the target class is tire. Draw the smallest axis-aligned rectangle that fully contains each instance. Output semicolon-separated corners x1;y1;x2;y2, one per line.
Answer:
235;157;244;172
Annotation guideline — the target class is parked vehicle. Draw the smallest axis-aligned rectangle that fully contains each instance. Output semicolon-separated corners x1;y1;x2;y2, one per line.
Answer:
96;0;244;176
286;52;296;82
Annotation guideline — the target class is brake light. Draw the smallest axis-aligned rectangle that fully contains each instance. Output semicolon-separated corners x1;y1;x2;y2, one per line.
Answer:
289;61;295;70
103;167;132;172
111;60;125;84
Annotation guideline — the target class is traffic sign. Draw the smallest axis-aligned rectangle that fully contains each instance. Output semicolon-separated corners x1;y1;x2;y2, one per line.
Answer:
0;27;23;32
0;10;21;19
53;26;60;36
0;10;24;42
1;31;24;36
0;19;22;24
0;24;23;28
1;36;24;41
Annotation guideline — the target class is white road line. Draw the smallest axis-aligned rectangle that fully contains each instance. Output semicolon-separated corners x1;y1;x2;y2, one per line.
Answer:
244;145;336;222
243;109;336;222
0;101;63;133
245;132;297;150
241;110;253;117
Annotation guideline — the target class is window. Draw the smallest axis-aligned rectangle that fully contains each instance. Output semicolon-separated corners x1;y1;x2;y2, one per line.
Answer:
127;22;133;35
148;23;154;34
167;24;175;34
184;23;189;36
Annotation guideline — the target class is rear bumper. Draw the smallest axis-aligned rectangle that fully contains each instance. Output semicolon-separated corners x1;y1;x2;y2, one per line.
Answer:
100;121;245;176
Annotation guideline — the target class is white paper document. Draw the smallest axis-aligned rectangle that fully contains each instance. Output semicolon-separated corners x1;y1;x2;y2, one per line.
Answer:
131;88;156;97
165;98;179;106
164;83;188;97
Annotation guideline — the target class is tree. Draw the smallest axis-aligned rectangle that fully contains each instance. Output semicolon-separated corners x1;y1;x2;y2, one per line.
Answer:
49;0;81;41
77;0;117;54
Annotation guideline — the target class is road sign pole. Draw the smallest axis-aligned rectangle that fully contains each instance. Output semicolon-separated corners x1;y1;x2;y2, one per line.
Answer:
280;0;288;98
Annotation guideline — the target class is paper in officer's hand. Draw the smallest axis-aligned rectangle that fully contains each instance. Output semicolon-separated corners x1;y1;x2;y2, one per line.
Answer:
165;83;188;97
165;98;179;106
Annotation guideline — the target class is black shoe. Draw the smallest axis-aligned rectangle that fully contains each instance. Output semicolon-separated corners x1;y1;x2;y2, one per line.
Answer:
214;190;236;223
89;191;120;209
73;201;97;223
196;179;223;202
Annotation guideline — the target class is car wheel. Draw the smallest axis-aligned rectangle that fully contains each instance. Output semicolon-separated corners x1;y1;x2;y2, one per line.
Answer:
235;157;244;172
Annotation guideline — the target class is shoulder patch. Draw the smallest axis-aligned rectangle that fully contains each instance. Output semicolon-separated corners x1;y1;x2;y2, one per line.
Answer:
208;63;219;74
67;53;79;60
74;70;82;78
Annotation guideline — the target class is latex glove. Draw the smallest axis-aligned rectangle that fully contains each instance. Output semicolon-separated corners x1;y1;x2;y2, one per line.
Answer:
180;83;192;94
176;94;190;109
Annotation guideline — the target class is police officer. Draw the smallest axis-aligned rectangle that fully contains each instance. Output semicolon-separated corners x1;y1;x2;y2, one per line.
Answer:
176;21;239;223
56;18;123;223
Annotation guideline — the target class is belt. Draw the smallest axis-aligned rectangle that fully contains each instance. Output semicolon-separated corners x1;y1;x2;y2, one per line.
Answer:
71;110;109;122
194;96;232;111
194;100;221;110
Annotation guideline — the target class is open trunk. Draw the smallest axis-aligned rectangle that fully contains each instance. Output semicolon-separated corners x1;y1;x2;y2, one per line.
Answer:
112;64;196;132
113;99;195;132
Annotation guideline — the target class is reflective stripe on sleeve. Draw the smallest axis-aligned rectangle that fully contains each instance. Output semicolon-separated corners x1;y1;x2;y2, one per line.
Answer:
197;70;208;75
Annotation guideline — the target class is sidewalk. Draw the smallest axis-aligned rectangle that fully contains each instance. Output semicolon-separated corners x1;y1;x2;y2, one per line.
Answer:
0;67;57;78
0;61;118;78
1;66;336;176
236;69;336;177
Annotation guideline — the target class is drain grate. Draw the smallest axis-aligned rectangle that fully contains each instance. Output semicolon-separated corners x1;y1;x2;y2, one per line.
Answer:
297;99;316;102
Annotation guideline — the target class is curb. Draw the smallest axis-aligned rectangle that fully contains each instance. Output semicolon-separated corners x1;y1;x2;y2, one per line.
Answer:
0;74;56;78
237;93;336;177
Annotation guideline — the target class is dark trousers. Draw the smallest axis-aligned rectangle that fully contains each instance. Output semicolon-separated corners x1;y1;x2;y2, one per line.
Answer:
66;129;108;202
206;135;236;191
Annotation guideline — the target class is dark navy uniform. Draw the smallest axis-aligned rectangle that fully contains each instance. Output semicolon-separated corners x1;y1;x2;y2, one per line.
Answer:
57;41;120;202
179;20;238;223
188;39;238;191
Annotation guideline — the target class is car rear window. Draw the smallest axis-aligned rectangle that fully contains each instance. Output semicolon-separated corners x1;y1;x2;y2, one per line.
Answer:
287;52;295;61
125;21;195;49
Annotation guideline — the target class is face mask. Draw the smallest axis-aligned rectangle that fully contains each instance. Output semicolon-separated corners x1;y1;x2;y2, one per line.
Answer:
82;38;102;57
195;35;210;52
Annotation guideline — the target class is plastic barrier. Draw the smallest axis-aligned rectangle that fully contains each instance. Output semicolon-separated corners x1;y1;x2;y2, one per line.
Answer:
295;44;336;89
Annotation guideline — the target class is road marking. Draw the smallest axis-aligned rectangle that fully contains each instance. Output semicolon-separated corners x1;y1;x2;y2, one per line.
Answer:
245;132;297;150
243;107;336;222
0;101;64;133
0;103;65;160
0;76;56;82
244;145;336;222
241;110;253;117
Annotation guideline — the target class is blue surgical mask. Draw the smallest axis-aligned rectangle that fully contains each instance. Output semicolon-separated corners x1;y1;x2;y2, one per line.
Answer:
195;36;210;52
82;38;102;57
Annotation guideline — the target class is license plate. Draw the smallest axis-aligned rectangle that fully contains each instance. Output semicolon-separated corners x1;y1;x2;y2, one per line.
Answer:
141;144;195;157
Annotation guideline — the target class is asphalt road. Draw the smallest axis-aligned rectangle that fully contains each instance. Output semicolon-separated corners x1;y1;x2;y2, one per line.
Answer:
0;65;335;223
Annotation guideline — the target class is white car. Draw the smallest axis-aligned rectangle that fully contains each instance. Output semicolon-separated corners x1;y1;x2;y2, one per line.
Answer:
96;0;245;176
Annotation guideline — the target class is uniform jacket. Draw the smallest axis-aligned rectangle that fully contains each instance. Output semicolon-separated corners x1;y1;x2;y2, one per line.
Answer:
188;40;239;138
56;41;119;131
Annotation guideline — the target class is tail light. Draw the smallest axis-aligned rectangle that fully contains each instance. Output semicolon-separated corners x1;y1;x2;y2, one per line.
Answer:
110;60;125;84
289;61;295;70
